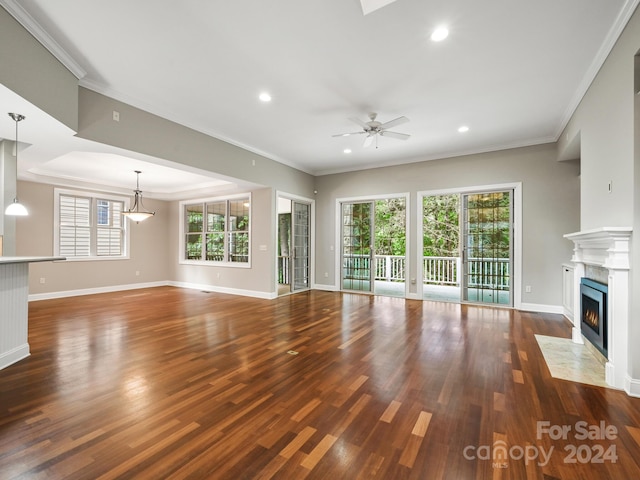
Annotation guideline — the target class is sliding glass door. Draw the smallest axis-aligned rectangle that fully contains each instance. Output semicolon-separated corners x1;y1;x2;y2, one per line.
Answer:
341;202;374;292
341;198;406;296
461;191;512;306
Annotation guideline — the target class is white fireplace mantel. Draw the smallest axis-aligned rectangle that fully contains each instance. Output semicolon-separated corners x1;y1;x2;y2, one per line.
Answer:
564;227;633;394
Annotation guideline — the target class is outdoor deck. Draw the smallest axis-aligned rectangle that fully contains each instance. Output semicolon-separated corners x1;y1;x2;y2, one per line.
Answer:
366;281;510;304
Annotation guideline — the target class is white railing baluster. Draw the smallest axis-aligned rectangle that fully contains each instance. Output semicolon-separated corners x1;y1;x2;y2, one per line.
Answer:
342;254;508;288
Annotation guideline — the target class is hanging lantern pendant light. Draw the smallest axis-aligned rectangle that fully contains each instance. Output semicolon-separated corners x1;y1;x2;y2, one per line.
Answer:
122;170;155;223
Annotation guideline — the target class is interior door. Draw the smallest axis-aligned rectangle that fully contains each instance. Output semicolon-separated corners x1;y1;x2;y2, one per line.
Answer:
341;202;374;292
461;190;513;306
292;201;310;291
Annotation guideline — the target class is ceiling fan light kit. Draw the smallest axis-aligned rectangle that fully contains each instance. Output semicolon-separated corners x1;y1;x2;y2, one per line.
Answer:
333;112;410;148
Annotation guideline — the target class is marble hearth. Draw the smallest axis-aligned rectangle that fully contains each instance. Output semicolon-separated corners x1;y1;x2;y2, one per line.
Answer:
564;227;632;394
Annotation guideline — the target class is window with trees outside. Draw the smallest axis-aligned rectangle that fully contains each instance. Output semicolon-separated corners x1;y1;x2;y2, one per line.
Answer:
54;189;128;259
183;196;250;265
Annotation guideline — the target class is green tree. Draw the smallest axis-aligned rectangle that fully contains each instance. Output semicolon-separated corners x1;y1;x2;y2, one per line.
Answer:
423;194;459;257
374;198;406;256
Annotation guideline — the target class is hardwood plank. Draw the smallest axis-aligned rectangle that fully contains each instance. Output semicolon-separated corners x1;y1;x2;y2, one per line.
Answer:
380;400;402;423
280;426;317;459
300;434;337;470
411;411;432;437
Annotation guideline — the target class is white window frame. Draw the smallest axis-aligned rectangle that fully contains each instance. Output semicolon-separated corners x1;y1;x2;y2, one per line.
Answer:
179;193;251;268
54;188;130;261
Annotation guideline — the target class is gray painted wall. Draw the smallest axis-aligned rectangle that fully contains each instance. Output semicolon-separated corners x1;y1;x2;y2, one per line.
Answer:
169;187;276;296
0;8;78;131
313;143;580;307
17;180;171;294
557;5;640;381
77;88;315;198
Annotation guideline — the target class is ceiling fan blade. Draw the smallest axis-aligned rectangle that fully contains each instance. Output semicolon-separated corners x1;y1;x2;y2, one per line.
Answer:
379;130;410;140
379;116;409;130
349;116;370;129
363;135;374;148
332;131;366;137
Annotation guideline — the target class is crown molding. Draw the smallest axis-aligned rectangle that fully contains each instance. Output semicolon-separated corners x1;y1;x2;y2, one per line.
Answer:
555;0;640;138
0;0;86;79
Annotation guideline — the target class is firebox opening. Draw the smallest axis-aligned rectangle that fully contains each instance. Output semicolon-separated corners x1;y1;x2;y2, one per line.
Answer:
582;296;600;333
580;278;607;358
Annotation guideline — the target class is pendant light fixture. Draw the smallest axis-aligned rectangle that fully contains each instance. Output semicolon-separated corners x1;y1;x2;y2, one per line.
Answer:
121;170;155;223
5;113;28;216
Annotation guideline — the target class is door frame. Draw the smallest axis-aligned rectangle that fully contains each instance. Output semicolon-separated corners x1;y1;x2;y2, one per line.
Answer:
417;182;522;309
275;191;315;296
335;192;411;298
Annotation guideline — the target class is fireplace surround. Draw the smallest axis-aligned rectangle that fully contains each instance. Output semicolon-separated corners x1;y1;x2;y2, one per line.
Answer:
564;227;633;394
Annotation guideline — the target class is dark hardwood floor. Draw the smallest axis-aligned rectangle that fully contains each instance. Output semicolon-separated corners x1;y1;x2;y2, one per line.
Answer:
1;287;640;479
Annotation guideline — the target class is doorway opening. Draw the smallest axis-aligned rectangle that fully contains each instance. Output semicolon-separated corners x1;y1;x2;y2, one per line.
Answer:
421;188;514;306
277;196;312;296
340;196;407;297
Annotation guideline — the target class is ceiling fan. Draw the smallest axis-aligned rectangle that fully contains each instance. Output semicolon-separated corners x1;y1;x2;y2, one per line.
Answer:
333;112;410;148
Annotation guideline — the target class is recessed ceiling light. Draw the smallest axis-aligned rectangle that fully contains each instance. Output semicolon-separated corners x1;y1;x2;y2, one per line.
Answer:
344;148;352;154
458;125;469;133
259;92;272;102
431;26;449;42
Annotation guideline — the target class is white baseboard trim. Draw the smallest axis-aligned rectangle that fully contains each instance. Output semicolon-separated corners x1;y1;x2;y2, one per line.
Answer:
169;281;277;299
0;344;30;370
518;302;563;314
28;281;170;301
625;375;640;398
562;309;574;323
406;293;420;300
312;284;339;292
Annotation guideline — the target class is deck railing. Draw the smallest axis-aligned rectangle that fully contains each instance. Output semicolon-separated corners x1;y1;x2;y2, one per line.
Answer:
466;257;510;290
278;256;290;284
374;255;405;282
423;256;460;286
342;254;509;289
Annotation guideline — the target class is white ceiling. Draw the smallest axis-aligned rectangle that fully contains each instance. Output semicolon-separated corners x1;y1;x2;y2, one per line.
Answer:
0;0;637;194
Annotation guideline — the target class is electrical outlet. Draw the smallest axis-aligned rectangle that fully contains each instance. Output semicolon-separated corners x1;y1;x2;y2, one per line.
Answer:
135;271;140;276
113;110;120;122
324;272;328;278
525;285;532;293
39;277;45;284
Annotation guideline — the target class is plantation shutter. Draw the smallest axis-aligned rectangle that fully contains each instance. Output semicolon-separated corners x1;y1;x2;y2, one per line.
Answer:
59;195;91;257
97;201;124;256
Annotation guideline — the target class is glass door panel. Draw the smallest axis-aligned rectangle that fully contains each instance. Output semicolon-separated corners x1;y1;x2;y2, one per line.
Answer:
422;193;461;302
462;191;512;305
292;201;310;291
277;198;291;295
341;202;373;292
373;198;406;297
